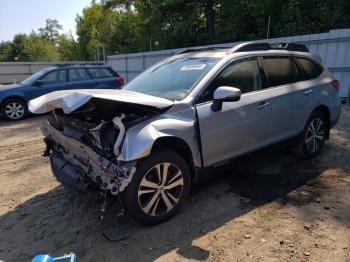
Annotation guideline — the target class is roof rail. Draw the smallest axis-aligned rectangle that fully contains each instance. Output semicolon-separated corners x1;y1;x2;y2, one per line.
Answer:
279;43;309;52
229;42;309;53
53;62;104;67
176;46;232;55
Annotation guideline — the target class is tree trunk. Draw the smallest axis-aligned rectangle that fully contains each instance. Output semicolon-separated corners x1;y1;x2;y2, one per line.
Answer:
206;0;215;41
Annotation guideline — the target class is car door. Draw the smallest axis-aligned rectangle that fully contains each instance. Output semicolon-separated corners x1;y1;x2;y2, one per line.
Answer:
67;68;96;89
195;57;272;167
261;55;317;142
27;69;68;99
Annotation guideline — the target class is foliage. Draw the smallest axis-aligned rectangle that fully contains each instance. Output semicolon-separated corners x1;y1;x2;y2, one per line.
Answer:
57;33;81;61
0;41;14;61
101;0;135;10
75;2;143;59
100;0;350;51
24;32;60;61
0;20;78;62
38;19;63;44
75;2;117;60
1;0;350;61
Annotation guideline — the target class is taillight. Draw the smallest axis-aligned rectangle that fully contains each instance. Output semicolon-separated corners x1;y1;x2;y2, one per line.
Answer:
332;79;340;92
116;76;124;85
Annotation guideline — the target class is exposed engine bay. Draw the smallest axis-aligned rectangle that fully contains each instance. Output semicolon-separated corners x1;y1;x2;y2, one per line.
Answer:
42;98;165;194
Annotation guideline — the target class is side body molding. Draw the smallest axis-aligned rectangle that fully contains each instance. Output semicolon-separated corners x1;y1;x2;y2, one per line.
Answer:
117;105;202;168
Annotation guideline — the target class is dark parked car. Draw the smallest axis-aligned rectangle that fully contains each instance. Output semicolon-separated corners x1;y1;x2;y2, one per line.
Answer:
0;63;124;120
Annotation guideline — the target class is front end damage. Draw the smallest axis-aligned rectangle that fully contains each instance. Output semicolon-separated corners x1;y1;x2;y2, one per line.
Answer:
42;121;136;194
30;90;173;196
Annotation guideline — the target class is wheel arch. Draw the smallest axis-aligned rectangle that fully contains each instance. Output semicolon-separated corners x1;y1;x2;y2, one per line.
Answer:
313;105;330;139
1;95;27;106
151;136;196;178
0;95;28;112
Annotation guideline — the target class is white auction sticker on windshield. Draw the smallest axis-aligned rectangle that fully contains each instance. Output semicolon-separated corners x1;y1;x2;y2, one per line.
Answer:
180;64;206;71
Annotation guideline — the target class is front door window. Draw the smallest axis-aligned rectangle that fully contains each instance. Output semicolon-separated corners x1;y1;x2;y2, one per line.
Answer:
198;57;261;103
40;70;67;85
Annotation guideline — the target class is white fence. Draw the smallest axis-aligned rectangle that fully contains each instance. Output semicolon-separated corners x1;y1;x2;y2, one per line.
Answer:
106;29;350;99
0;61;93;84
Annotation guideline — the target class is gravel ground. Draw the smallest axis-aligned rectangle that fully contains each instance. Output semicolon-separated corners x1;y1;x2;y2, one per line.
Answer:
0;106;349;262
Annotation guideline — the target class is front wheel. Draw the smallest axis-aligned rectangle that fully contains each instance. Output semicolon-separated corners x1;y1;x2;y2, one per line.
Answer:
293;110;328;158
121;150;191;224
1;98;28;121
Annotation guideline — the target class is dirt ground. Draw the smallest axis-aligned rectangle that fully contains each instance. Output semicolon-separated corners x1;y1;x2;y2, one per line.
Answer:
0;107;349;262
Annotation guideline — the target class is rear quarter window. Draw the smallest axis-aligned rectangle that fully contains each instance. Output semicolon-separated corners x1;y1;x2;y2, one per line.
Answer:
87;68;117;79
296;57;324;80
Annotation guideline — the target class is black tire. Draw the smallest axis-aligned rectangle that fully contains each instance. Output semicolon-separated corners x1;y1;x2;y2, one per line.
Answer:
121;150;191;225
293;110;328;158
1;98;28;121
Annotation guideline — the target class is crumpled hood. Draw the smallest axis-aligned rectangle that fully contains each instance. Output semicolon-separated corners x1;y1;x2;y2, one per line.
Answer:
28;89;174;114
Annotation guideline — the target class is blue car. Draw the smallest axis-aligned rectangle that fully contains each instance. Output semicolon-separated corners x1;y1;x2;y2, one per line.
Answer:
0;63;124;120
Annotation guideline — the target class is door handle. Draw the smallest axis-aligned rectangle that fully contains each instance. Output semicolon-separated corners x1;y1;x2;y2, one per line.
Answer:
304;90;313;96
257;102;270;110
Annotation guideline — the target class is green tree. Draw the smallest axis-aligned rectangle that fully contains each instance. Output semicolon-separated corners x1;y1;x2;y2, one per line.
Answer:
72;0;350;55
0;41;15;61
76;3;113;59
25;32;60;61
101;0;135;10
12;34;30;61
58;33;81;60
2;1;350;61
39;19;63;44
106;11;143;53
76;2;143;58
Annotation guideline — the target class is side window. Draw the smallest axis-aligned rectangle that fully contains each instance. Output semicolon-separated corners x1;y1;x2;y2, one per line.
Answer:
198;57;261;103
296;57;323;80
68;69;91;82
87;68;117;78
40;70;66;84
262;56;297;87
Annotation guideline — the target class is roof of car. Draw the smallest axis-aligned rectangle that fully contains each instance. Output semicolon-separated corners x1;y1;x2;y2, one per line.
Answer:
48;63;110;70
174;49;230;59
174;42;311;59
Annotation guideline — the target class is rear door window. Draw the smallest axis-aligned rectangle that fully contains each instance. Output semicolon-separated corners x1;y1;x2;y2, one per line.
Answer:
296;57;323;80
68;69;91;82
87;68;117;79
262;56;298;87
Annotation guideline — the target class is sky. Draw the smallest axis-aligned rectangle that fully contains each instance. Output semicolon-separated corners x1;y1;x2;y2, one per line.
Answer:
0;0;92;42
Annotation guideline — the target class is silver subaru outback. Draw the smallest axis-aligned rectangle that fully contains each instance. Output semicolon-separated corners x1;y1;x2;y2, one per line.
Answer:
29;42;341;224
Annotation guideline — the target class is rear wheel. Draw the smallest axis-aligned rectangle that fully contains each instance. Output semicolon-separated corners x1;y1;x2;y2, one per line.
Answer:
1;98;28;121
294;110;327;158
121;150;191;224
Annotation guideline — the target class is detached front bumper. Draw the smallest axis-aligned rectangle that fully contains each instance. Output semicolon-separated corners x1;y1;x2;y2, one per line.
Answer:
41;122;136;194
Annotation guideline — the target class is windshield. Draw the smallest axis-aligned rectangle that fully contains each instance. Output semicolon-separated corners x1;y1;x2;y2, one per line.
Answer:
21;69;48;85
123;57;219;100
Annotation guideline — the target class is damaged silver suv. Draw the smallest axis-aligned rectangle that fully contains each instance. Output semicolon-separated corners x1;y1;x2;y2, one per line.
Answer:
29;42;341;224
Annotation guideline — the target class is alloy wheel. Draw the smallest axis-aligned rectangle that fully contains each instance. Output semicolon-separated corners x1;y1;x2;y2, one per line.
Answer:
138;162;184;216
305;117;325;153
4;102;25;120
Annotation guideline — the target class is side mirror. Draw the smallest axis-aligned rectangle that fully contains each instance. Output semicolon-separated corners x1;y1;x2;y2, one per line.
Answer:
35;80;44;86
211;86;241;111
